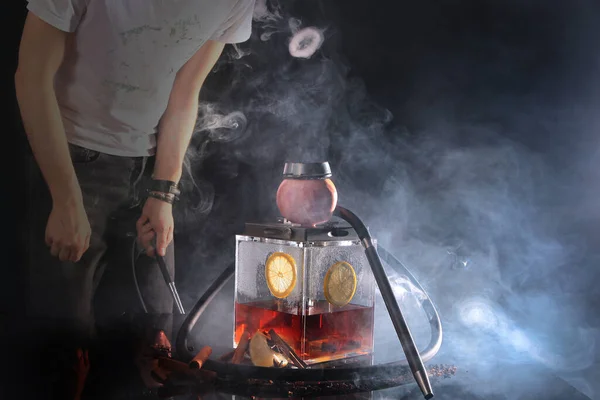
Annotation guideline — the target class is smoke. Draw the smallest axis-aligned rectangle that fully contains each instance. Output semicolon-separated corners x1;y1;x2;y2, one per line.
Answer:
176;0;600;398
288;27;325;59
253;0;283;24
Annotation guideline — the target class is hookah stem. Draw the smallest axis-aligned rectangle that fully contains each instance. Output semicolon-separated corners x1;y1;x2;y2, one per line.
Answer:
153;237;186;315
333;206;434;400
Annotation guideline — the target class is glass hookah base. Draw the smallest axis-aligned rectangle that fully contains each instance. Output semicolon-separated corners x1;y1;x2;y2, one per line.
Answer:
234;300;375;365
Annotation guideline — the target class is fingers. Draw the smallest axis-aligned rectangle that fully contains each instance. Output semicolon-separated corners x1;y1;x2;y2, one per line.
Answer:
143;225;169;257
138;230;156;257
137;199;175;257
71;234;89;262
58;246;71;262
138;230;155;246
49;236;90;262
139;221;153;235
80;234;91;260
46;220;91;262
146;247;156;258
156;227;169;257
136;206;176;257
50;241;60;258
137;218;158;256
136;214;150;234
84;233;91;253
166;226;173;250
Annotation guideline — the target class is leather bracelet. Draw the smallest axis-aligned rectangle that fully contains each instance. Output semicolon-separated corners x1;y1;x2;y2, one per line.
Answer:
148;179;181;197
148;191;175;205
150;190;180;202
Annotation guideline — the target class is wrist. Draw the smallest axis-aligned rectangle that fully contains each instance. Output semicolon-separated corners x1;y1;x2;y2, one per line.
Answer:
50;177;83;205
52;193;84;209
152;169;182;183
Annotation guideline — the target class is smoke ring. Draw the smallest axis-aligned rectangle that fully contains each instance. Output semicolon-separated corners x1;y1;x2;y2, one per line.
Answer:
288;27;324;59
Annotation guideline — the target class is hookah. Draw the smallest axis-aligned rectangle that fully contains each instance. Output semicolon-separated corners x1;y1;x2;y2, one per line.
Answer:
150;162;443;399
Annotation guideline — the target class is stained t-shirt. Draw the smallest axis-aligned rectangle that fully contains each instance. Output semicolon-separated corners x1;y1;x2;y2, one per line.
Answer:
26;0;256;156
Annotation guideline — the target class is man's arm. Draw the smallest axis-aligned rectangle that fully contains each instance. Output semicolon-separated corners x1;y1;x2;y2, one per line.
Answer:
136;40;225;256
152;40;226;182
15;13;81;204
15;12;91;262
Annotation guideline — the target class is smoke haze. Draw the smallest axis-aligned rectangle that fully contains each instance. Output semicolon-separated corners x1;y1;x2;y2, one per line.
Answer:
175;1;600;398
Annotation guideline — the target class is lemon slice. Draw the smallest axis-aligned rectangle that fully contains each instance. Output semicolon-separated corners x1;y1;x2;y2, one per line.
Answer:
249;331;275;367
265;252;297;299
324;261;357;307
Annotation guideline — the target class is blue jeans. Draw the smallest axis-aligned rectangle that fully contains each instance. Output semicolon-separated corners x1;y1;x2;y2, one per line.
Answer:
25;143;175;398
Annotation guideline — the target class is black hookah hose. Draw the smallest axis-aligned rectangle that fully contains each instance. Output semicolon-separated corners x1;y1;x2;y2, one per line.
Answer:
333;206;433;399
131;237;148;313
175;264;235;356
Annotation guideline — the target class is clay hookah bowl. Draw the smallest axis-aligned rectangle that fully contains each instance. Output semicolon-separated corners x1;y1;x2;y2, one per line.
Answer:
275;162;338;227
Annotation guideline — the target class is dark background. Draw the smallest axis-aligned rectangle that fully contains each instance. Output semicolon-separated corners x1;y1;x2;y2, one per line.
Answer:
5;0;600;399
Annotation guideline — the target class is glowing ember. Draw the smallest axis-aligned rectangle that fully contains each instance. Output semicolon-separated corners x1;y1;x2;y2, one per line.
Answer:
288;27;324;58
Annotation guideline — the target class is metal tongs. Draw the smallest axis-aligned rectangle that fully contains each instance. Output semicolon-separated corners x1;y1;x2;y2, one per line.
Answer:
267;329;307;369
153;237;185;314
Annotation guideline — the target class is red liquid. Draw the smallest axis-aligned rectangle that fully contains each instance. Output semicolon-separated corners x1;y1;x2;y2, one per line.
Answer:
234;300;374;364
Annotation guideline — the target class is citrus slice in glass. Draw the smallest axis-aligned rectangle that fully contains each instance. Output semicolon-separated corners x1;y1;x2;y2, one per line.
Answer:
265;252;297;299
323;261;357;307
249;331;275;367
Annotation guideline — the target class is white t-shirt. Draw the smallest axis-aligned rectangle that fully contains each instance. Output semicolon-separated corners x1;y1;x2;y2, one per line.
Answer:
26;0;256;157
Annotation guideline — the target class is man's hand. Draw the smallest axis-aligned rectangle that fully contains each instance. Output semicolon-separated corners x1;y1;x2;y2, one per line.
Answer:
46;199;91;262
136;197;174;257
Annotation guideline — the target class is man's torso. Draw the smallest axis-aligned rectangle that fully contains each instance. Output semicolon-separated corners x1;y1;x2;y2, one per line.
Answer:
53;0;247;156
